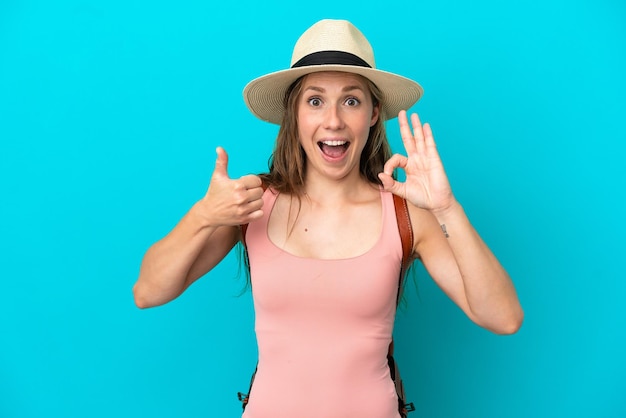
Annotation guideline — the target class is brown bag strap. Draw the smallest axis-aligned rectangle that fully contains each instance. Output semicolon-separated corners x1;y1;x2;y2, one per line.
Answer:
389;194;415;414
387;193;414;358
392;193;414;304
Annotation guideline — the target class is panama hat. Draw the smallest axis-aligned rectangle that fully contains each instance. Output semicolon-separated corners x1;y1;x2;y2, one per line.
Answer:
243;19;424;124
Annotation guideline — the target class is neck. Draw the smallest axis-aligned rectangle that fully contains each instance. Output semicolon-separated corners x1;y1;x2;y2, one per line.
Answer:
302;172;377;205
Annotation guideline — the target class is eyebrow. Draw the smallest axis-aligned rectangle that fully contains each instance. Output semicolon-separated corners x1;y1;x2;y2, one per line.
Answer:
303;85;365;94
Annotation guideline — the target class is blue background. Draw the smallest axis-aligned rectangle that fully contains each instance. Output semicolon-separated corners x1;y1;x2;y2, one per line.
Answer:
1;0;625;417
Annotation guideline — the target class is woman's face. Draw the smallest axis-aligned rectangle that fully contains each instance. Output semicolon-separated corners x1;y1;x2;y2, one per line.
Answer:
296;71;379;182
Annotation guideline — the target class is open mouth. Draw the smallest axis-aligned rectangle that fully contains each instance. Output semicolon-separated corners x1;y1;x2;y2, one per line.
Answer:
317;140;350;159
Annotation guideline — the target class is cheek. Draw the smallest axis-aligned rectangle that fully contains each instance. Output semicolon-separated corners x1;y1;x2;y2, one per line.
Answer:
357;115;374;138
295;103;308;133
297;119;312;143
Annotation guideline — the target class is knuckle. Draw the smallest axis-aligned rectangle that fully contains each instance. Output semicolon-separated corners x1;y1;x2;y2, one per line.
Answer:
235;206;248;218
229;189;245;204
234;194;247;205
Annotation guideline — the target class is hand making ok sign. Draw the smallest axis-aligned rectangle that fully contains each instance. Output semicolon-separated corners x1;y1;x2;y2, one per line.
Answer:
378;110;457;215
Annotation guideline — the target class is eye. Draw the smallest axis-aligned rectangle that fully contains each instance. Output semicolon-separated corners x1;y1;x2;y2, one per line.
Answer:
345;97;360;106
307;97;322;107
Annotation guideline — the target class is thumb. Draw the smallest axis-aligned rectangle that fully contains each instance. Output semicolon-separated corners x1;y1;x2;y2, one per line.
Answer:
378;172;403;197
212;146;230;180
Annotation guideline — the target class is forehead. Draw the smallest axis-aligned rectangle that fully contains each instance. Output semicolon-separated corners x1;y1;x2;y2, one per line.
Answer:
301;71;370;91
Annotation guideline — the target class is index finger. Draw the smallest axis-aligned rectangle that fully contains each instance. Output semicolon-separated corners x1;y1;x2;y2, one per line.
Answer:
398;110;417;154
240;174;263;190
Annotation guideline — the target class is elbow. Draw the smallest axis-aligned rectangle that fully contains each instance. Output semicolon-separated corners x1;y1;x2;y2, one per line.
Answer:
132;279;182;309
493;308;525;335
133;283;156;309
134;296;151;310
472;304;524;335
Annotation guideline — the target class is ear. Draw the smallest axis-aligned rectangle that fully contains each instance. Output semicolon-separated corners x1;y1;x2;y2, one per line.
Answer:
370;103;380;127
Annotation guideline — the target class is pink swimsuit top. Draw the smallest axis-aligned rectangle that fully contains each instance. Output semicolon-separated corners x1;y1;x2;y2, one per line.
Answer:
242;187;403;418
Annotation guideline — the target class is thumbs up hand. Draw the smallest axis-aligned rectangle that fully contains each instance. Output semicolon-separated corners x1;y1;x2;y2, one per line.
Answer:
199;147;264;226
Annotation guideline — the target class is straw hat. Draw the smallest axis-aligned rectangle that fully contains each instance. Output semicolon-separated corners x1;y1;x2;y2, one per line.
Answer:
243;19;424;124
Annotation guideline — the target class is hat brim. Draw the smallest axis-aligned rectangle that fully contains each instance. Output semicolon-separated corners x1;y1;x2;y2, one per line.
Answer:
243;65;423;124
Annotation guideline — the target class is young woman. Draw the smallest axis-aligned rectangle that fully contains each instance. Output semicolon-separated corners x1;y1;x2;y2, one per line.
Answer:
133;19;523;418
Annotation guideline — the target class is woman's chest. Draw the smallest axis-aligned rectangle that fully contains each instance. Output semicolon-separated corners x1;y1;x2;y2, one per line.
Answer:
267;194;382;259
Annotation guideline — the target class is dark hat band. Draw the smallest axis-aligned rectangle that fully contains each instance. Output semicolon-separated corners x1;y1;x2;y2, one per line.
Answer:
291;50;372;68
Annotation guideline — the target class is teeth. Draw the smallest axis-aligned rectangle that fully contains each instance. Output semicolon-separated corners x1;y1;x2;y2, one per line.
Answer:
321;140;347;146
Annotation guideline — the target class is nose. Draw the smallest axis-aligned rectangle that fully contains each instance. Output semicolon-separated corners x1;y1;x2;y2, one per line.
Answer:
323;104;345;130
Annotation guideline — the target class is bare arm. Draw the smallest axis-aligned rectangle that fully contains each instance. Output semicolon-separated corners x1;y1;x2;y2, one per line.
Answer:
133;147;264;308
380;111;523;334
411;204;523;334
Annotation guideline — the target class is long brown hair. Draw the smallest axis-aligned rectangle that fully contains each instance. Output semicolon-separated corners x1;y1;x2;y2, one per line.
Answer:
259;73;394;194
